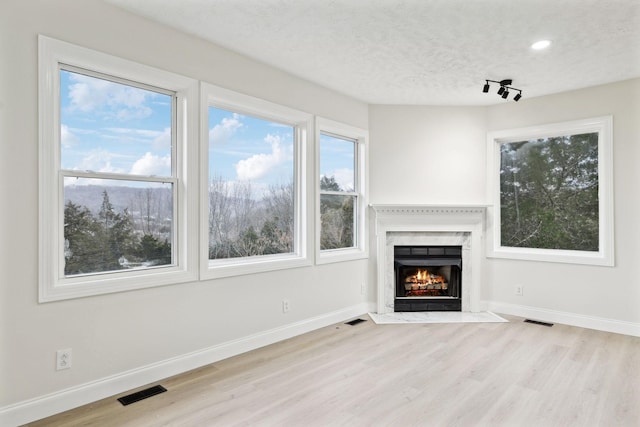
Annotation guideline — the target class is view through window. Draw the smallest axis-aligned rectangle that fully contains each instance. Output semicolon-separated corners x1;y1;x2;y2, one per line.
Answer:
319;133;357;250
499;132;599;251
60;67;176;276
207;106;295;259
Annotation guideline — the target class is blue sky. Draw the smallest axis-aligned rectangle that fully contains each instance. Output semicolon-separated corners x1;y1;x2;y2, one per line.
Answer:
209;107;356;196
60;69;172;178
319;133;355;191
208;107;294;197
60;68;355;197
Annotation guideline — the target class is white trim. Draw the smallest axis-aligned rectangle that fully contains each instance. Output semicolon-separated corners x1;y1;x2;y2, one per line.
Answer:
38;35;199;302
315;117;369;264
486;116;614;266
486;301;640;337
199;82;314;279
0;302;374;426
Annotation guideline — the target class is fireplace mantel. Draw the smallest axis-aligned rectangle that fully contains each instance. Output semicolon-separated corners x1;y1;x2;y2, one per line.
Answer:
371;204;488;314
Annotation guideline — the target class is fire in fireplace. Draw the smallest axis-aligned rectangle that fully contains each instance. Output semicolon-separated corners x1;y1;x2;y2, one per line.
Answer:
394;245;462;311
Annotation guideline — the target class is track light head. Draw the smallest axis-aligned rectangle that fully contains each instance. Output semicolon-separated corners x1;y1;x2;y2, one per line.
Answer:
483;78;523;102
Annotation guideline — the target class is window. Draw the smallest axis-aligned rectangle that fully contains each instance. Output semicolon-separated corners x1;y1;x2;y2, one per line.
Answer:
486;116;614;266
316;118;368;263
39;36;198;301
200;83;312;278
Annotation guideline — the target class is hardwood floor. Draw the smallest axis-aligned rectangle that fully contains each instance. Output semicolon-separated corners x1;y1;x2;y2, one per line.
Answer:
27;314;640;427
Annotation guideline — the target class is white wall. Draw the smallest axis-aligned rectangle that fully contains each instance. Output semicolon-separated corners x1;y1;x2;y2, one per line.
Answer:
0;0;370;421
369;106;488;205
368;81;640;330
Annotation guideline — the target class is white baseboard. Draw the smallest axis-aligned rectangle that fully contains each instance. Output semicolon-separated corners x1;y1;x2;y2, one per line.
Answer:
485;300;640;337
0;302;375;427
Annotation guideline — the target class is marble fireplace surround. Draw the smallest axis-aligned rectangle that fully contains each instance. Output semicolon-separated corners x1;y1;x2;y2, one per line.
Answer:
371;205;487;314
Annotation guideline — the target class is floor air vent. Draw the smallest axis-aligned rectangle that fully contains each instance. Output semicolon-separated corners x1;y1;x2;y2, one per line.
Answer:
118;385;167;406
524;319;554;327
345;318;367;326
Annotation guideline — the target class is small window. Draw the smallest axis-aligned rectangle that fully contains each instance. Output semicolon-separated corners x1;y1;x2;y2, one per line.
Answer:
487;116;614;265
200;83;312;278
319;133;357;250
316;118;368;263
39;36;198;301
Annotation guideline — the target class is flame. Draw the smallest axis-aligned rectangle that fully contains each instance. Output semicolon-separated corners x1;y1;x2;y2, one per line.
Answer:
407;269;445;285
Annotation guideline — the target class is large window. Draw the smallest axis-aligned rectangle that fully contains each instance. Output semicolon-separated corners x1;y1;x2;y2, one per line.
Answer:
207;107;295;259
39;36;198;301
60;68;175;275
200;83;312;278
487;116;614;266
316;118;368;263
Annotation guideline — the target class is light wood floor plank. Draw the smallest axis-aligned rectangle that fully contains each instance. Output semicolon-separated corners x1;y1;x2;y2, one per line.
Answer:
26;314;640;427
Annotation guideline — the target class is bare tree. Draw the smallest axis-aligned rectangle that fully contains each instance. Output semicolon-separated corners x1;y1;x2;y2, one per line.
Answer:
231;180;256;238
209;176;233;250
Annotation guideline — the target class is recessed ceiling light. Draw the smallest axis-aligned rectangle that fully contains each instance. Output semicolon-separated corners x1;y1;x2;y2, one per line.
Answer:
531;40;551;50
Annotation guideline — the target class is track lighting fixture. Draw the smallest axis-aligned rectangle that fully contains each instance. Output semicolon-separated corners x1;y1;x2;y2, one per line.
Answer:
482;79;523;102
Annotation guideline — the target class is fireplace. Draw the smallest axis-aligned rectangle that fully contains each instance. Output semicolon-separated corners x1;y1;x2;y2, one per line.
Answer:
394;245;462;311
372;204;487;313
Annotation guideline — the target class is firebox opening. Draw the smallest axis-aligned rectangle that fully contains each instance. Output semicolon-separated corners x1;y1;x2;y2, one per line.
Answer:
394;245;462;312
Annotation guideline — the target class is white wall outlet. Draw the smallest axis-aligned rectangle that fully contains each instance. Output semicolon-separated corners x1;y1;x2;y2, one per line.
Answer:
515;285;524;296
282;299;290;313
56;348;72;370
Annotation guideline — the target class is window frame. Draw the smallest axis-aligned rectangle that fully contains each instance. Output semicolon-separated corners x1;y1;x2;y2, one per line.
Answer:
200;83;313;279
486;116;614;266
38;35;199;302
315;117;368;264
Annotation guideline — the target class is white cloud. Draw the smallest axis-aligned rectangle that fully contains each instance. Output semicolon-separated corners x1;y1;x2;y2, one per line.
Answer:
153;127;171;149
330;168;355;191
130;152;171;176
235;134;286;181
77;149;126;174
100;127;170;149
60;124;79;148
209;113;242;145
67;73;153;121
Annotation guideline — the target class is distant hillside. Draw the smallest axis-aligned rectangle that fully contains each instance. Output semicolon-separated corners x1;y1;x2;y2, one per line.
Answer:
64;185;172;215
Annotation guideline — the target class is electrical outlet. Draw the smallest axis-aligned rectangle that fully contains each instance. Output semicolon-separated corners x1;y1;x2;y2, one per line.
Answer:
56;348;72;370
515;285;524;296
282;299;290;313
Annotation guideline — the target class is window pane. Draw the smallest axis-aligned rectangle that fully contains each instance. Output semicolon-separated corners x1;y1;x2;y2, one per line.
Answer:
64;178;173;276
499;132;599;251
320;194;355;250
60;69;173;177
208;107;295;259
320;133;355;192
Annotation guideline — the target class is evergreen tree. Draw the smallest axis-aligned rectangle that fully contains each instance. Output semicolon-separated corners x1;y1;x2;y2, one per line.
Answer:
500;133;599;251
138;234;171;265
95;190;130;270
64;201;101;275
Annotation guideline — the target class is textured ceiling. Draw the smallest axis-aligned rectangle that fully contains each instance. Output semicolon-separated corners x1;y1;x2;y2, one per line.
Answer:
106;0;640;105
